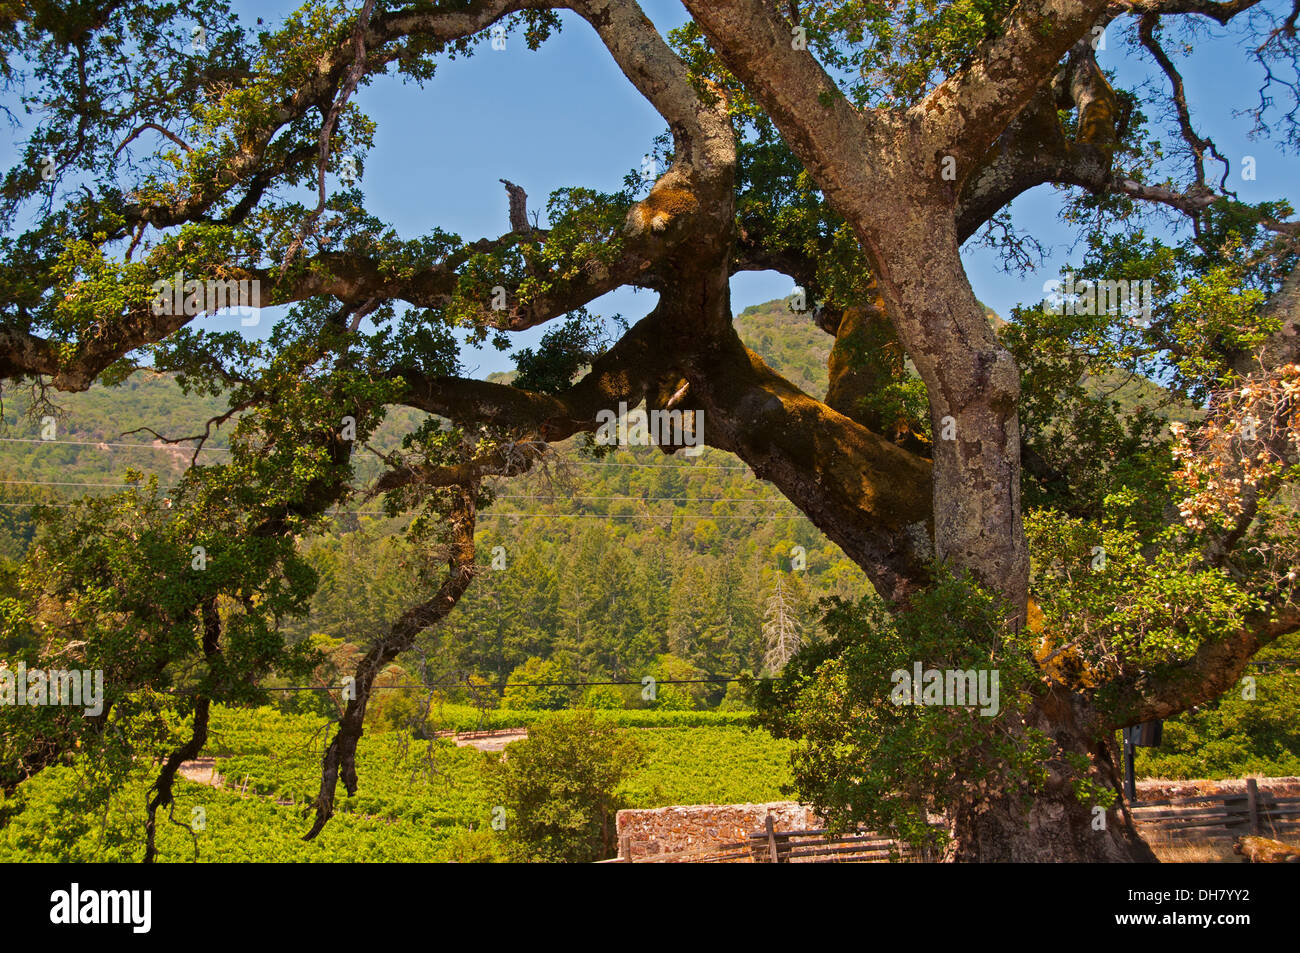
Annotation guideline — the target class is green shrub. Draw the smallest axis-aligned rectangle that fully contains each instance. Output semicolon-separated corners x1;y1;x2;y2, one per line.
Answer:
578;685;624;710
488;710;643;862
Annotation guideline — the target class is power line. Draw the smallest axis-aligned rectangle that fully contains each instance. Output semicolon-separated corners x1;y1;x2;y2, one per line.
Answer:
0;482;786;502
157;660;1300;695
493;495;785;502
473;513;805;520
0;479;175;488
0;499;805;516
164;675;769;694
2;438;756;474
0;502;811;522
571;460;751;471
0;481;803;516
0;437;755;469
329;510;803;520
0;437;230;452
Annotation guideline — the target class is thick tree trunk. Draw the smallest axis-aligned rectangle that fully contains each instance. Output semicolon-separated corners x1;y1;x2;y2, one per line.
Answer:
947;696;1157;862
863;213;1029;615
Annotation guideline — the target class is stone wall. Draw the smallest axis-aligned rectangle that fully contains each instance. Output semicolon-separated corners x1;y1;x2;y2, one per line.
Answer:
614;779;1300;860
1136;776;1300;801
615;801;819;860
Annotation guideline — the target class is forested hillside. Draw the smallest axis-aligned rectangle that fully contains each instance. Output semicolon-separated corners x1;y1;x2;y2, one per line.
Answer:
0;302;869;704
3;299;1293;761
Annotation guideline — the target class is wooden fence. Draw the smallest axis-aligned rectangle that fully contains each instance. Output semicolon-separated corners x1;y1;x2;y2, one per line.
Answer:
1130;778;1300;846
609;816;932;863
747;816;932;863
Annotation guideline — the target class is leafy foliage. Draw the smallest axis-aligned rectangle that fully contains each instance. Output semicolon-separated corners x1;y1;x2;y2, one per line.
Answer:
487;709;642;863
755;574;1048;850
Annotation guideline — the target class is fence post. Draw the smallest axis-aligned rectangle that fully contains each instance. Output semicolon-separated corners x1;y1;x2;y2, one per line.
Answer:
619;833;631;862
1246;778;1261;835
766;815;780;864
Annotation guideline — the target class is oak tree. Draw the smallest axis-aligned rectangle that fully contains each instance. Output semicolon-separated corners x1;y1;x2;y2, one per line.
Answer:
2;0;1298;861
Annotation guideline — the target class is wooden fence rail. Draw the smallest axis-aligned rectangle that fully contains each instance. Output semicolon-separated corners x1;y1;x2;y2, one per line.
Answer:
607;817;934;863
1130;778;1300;844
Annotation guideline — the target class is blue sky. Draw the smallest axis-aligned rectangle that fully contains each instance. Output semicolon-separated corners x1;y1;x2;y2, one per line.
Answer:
13;1;1300;378
268;0;1300;376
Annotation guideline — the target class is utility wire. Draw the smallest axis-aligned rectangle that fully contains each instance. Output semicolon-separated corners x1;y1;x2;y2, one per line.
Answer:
0;437;231;452
2;437;752;470
0;480;177;488
0;502;808;520
0;482;786;502
163;661;1298;695
161;675;768;694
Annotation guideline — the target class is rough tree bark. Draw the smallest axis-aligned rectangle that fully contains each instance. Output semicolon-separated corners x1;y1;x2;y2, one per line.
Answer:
948;692;1158;862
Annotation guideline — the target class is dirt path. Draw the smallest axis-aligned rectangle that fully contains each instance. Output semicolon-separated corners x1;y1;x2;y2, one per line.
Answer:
175;728;530;790
443;729;529;752
176;757;222;787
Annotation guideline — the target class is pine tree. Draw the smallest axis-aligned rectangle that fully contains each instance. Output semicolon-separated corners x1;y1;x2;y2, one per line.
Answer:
762;574;802;675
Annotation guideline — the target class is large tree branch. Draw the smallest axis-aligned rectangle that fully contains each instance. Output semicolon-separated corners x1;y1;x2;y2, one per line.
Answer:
5;200;655;392
1111;0;1264;24
12;2;743;394
12;303;197;392
953;42;1120;239
399;273;940;606
0;325;60;382
679;0;880;213
687;327;936;604
644;246;938;602
1106;607;1300;726
569;0;734;188
1108;177;1300;235
919;0;1110;171
393;306;674;436
304;481;478;840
